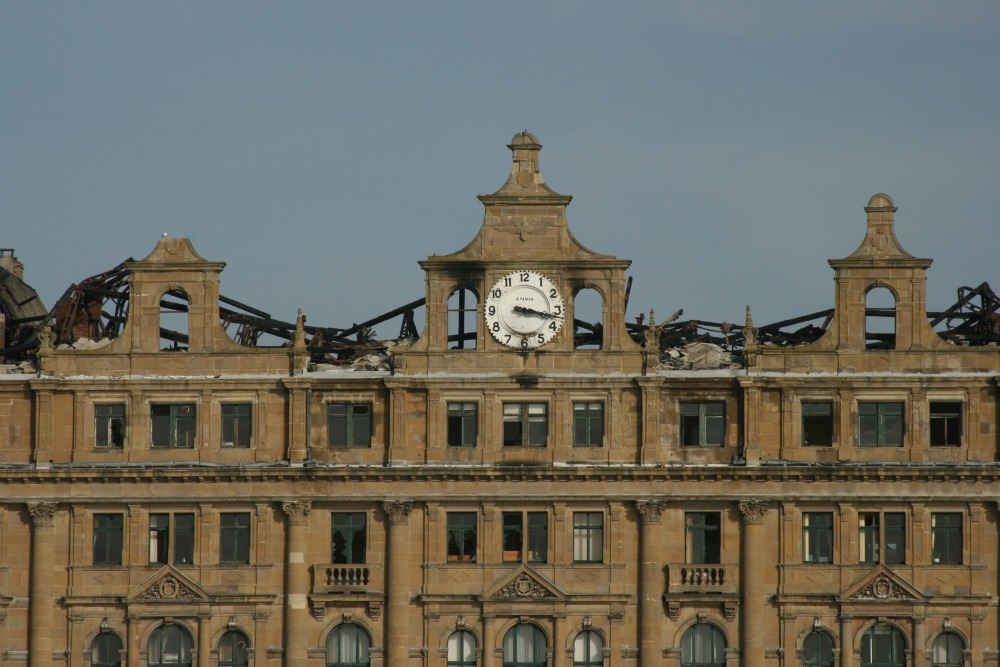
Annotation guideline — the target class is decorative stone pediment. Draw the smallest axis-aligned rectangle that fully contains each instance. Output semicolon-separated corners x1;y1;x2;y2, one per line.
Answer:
486;566;564;601
842;565;923;602
127;566;209;603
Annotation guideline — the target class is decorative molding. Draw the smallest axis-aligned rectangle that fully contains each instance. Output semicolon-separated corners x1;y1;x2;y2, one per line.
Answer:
738;500;769;525
665;600;681;621
492;574;554;600
634;500;667;524
723;601;738;622
849;575;915;601
27;502;57;527
368;600;383;620
136;574;198;601
281;501;311;525
382;500;414;525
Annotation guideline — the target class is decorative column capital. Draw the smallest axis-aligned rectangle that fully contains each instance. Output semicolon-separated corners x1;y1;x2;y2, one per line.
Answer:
281;501;312;525
27;502;58;527
634;500;667;524
383;500;413;525
738;499;769;525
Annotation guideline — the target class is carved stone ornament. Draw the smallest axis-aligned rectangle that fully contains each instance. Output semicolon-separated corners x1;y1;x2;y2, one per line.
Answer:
666;601;681;621
27;502;58;527
723;601;738;622
850;575;915;601
367;600;383;620
635;500;668;524
137;575;197;601
281;501;312;525
492;574;554;600
738;500;769;525
382;500;414;525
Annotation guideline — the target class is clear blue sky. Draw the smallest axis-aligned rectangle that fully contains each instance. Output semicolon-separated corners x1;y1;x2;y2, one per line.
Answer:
3;2;998;334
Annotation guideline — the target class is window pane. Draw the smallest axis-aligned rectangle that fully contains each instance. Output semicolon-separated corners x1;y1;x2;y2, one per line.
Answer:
150;513;169;564
174;513;195;565
502;513;523;562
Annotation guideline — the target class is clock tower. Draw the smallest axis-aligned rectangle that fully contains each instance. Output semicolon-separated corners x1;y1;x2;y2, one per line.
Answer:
394;131;641;375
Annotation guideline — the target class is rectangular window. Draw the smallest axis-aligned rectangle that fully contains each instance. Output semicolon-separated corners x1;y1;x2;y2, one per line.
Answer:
802;401;833;447
502;403;548;447
930;402;962;447
573;402;604;447
149;513;195;565
331;512;367;564
221;403;252;447
502;511;548;563
858;512;906;564
447;512;477;563
802;512;833;564
220;512;251;564
93;513;124;565
931;512;962;564
447;403;478;447
151;403;196;448
858;401;904;447
95;404;126;448
572;512;604;563
686;512;721;564
680;401;725;447
327;403;372;448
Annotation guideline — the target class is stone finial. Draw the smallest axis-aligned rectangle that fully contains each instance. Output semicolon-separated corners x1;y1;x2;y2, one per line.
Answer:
841;192;922;261
292;309;306;349
743;305;758;347
38;325;54;351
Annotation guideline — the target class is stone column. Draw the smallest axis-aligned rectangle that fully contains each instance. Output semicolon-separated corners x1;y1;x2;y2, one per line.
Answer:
552;614;566;667
738;500;769;667
840;615;853;667
282;501;312;667
912;616;925;667
482;615;497;667
28;502;57;667
635;500;667;667
198;614;211;667
127;615;140;667
383;501;414;667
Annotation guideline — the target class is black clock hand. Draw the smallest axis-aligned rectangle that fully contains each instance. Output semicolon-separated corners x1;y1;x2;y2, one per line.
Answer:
513;305;563;320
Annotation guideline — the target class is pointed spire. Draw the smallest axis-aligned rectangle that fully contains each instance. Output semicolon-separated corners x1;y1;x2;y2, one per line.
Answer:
293;309;306;349
743;305;758;347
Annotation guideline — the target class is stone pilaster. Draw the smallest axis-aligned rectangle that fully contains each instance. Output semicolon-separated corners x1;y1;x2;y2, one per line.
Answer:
839;615;853;667
127;615;140;667
738;500;769;667
383;501;413;667
635;500;667;667
282;501;312;667
28;502;57;667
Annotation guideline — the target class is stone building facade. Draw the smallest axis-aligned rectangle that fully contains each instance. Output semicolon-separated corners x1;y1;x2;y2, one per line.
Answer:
0;132;997;667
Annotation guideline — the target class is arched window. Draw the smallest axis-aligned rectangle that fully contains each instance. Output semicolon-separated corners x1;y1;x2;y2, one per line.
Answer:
502;623;547;667
573;288;603;349
573;631;603;667
448;288;478;349
219;630;250;667
160;289;191;351
803;630;834;667
327;623;371;667
861;625;905;667
865;287;896;350
680;623;725;667
91;631;123;667
932;632;964;667
148;624;193;667
448;630;478;667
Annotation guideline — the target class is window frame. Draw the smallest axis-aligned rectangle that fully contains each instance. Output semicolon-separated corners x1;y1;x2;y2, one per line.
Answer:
502;511;548;563
572;511;604;563
929;401;963;447
931;512;963;565
858;401;904;447
802;512;834;564
447;402;478;447
858;511;905;565
221;403;252;448
327;402;373;448
446;512;478;563
148;624;193;667
95;403;126;449
218;629;250;667
149;512;195;566
502;402;548;447
219;512;251;564
331;512;367;564
150;402;197;449
573;630;604;667
447;630;478;667
91;631;124;667
326;623;371;667
685;512;721;564
801;400;834;447
680;401;725;447
502;624;547;667
93;513;124;565
803;630;835;667
932;632;965;667
573;401;605;447
680;623;726;667
860;624;906;667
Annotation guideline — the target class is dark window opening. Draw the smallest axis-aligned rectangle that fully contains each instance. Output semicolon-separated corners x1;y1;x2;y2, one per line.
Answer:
681;402;725;447
328;403;372;448
447;403;478;447
930;402;962;447
448;288;478;349
686;512;721;564
151;403;196;449
503;403;547;447
802;401;833;447
502;511;548;563
573;402;604;447
220;512;251;564
221;403;252;447
447;512;477;562
95;404;126;448
332;512;367;564
93;513;124;565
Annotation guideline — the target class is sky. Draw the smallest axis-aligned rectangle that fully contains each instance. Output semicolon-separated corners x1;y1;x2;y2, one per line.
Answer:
3;2;998;337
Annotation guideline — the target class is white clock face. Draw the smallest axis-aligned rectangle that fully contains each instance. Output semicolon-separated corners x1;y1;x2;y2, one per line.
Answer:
484;270;564;349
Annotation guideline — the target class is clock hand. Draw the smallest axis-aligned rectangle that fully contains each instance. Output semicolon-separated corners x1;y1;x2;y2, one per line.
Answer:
513;305;564;320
